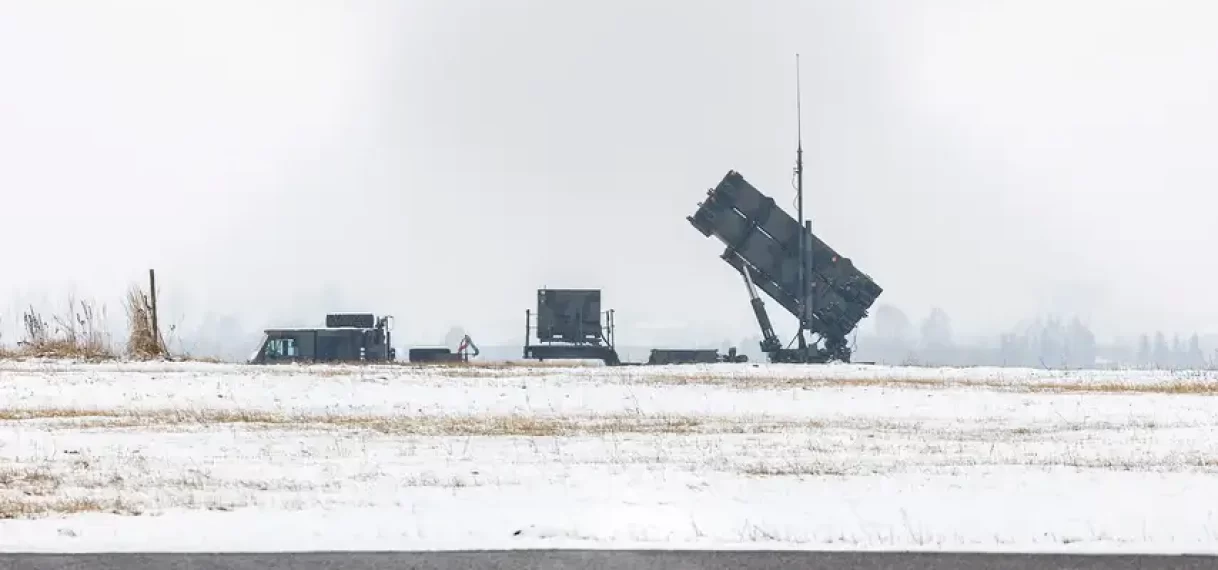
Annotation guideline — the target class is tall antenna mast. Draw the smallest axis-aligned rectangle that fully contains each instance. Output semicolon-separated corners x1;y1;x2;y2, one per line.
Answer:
795;53;809;342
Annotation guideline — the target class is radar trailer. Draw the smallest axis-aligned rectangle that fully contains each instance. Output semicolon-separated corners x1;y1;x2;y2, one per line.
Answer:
523;288;621;365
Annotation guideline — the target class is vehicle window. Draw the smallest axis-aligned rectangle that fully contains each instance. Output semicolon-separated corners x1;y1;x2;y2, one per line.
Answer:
266;338;297;359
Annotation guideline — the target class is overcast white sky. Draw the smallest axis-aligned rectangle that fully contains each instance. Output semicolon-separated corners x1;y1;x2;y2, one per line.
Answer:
1;0;1216;350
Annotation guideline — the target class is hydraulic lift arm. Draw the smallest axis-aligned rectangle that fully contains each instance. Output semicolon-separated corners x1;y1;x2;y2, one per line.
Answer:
737;256;783;354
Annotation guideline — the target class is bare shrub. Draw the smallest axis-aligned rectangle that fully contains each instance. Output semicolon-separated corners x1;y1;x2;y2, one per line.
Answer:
0;313;12;359
13;298;115;360
21;306;49;347
123;284;165;360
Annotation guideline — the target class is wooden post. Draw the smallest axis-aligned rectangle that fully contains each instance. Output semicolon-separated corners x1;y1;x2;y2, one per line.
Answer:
149;269;159;353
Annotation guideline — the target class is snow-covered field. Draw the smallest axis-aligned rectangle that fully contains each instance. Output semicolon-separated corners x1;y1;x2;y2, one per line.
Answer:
0;359;1217;553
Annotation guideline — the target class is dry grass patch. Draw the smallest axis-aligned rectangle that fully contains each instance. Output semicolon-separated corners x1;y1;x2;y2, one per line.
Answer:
0;408;131;421
384;364;579;379
259;365;1218;396
741;460;849;477
810;377;951;390
415;414;704;436
628;370;1218;396
619;372;953;390
123;284;165;360
252;360;601;380
1187;456;1218;468
1022;380;1218;395
0;407;824;436
0;466;61;496
0;496;142;519
393;359;601;370
0;462;143;519
7;300;116;361
246;365;574;380
416;367;573;380
186;355;226;364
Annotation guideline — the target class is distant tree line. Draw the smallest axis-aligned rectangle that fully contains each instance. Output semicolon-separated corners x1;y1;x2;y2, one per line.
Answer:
845;304;1217;370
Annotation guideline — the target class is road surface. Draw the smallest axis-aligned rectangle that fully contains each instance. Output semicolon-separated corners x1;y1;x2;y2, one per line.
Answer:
1;550;1216;570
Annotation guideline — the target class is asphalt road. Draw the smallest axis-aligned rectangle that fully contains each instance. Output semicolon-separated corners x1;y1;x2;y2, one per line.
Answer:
1;550;1216;570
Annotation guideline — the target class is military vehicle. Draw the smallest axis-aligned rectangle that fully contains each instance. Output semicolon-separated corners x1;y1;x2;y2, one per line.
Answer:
409;334;480;363
523;288;621;365
646;347;747;365
685;56;882;364
248;313;396;364
688;170;883;363
520;288;747;366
